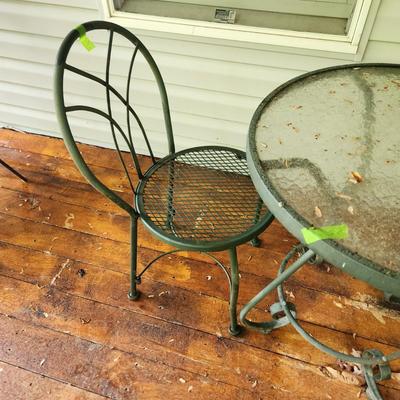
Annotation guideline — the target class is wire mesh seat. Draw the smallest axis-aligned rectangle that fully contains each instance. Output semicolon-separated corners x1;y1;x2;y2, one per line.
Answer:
54;20;274;335
138;147;268;247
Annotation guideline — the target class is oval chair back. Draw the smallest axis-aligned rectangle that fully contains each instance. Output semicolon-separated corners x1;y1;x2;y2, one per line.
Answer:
54;20;174;216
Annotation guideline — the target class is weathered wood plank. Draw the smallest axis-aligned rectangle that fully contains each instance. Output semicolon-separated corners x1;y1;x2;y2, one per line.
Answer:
0;360;108;400
0;145;134;192
0;165;125;215
0;211;398;352
0;128;149;172
1;239;399;385
0;132;385;304
1;129;399;399
0;315;256;400
0;184;384;304
0;273;385;399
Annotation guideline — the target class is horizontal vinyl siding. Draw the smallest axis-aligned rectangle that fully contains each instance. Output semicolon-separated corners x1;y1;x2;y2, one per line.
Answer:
1;0;400;155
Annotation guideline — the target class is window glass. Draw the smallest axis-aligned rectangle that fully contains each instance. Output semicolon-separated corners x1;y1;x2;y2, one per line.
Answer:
114;0;357;35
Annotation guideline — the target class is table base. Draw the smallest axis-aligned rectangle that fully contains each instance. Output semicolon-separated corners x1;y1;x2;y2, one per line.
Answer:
239;245;400;400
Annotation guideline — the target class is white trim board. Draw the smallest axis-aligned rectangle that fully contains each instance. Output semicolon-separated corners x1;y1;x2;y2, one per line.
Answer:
98;0;381;60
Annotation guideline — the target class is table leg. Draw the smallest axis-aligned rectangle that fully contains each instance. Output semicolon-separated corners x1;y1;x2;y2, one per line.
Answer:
362;349;391;400
240;245;400;398
239;246;314;333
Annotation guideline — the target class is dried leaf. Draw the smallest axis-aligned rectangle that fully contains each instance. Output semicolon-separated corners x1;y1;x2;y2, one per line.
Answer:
351;349;362;358
314;206;323;218
50;259;71;286
28;196;40;210
285;290;295;299
392;372;400;382
347;206;354;215
64;213;75;228
333;301;343;309
350;171;363;183
336;192;352;201
320;366;365;386
179;378;186;384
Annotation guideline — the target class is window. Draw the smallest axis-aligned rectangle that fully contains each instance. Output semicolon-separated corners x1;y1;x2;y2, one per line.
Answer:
100;0;381;59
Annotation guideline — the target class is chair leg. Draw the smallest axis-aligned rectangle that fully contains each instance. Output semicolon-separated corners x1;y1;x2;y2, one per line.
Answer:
250;237;261;247
128;215;140;300
228;247;241;336
0;158;28;182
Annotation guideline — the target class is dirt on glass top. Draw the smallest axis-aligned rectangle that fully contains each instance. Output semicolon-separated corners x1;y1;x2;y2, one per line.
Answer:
255;66;400;272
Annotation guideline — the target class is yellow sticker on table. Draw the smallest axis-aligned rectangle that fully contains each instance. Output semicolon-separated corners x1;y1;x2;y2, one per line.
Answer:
301;224;348;244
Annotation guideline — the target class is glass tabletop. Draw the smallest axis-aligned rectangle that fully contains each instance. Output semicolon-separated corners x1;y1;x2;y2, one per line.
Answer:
249;64;400;274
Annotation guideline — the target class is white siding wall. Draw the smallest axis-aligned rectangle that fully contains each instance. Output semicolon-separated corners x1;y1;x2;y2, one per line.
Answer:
1;0;400;155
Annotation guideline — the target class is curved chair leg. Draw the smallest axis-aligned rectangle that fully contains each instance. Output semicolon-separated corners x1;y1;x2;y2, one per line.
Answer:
128;215;140;300
0;158;28;182
228;247;241;336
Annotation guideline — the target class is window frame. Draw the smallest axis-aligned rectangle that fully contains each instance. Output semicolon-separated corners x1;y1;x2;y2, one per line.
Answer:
99;0;381;60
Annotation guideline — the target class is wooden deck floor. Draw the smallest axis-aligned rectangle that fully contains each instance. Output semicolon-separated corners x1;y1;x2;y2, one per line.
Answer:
0;128;399;400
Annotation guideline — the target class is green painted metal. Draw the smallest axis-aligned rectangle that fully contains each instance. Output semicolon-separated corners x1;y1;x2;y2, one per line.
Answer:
54;20;273;334
228;247;241;336
276;247;400;366
135;249;232;287
363;349;391;400
247;63;400;295
240;244;399;398
243;62;400;394
241;245;400;364
240;246;312;333
128;215;140;300
135;145;274;252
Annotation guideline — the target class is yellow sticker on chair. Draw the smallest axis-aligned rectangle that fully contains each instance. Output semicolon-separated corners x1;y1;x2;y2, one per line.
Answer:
76;25;95;52
301;224;348;244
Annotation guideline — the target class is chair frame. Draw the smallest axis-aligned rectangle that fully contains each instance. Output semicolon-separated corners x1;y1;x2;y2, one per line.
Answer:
0;158;28;182
54;20;273;335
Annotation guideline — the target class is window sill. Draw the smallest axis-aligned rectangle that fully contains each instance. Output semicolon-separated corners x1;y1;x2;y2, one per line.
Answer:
100;0;380;61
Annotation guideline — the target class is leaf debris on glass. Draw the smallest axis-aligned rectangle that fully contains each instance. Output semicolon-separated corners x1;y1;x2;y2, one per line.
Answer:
314;206;322;218
349;171;363;183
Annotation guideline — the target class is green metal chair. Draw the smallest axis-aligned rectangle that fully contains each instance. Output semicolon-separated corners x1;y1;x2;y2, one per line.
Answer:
54;20;274;335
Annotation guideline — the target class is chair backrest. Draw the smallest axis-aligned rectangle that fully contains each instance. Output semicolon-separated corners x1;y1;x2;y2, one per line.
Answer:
54;20;175;216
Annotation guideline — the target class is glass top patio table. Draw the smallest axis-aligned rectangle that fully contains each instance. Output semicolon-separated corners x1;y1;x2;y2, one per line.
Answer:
247;63;400;295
